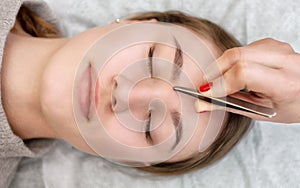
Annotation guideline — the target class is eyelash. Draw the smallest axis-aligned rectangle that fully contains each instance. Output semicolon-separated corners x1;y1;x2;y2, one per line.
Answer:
144;42;182;144
148;46;155;78
145;110;153;143
111;81;118;110
145;46;155;143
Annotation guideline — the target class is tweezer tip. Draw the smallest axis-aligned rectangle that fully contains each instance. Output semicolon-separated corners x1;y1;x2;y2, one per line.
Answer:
173;86;193;94
173;86;184;91
173;86;186;93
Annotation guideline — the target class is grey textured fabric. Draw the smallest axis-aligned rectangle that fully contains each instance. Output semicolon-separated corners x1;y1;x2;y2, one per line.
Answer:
13;0;300;187
4;0;300;187
0;0;56;187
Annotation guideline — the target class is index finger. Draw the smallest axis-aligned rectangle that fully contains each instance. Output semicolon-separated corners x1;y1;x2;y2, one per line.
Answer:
204;46;285;81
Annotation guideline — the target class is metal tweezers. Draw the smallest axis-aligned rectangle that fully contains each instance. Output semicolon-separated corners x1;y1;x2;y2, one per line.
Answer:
173;86;276;118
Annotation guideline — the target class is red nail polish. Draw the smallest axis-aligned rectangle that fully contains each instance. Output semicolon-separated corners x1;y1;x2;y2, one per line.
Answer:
199;82;213;92
198;110;208;113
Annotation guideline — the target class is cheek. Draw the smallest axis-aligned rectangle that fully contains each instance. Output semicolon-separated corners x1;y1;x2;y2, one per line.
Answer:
97;108;176;148
150;116;176;144
101;115;149;147
111;119;175;148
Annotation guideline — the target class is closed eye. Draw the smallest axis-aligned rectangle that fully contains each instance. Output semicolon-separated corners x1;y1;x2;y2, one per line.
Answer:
145;45;155;143
145;110;153;143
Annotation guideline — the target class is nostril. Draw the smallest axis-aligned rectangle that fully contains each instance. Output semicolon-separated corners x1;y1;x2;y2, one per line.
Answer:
111;95;117;111
111;75;136;113
112;75;118;89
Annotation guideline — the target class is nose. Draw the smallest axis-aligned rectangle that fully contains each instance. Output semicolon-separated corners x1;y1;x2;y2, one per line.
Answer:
112;75;176;119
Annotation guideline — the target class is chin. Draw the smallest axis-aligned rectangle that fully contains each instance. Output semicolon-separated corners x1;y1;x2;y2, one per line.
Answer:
40;61;73;128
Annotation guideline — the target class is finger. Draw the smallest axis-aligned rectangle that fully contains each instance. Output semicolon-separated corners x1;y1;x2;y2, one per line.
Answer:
203;61;284;99
194;98;272;121
194;99;224;112
229;91;273;108
194;100;211;112
204;47;242;81
204;44;288;81
248;38;295;54
198;85;273;111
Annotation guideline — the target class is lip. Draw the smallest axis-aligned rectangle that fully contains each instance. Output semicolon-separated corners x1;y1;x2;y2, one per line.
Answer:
78;64;92;120
95;74;100;109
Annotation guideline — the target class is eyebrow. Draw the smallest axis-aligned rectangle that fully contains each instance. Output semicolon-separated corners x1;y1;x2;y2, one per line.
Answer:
170;111;183;150
170;39;184;150
171;37;183;81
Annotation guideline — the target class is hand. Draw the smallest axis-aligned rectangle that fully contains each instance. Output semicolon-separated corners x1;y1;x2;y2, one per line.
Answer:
196;38;300;123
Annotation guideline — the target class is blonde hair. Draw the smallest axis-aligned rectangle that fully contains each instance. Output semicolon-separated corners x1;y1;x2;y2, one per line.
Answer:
16;8;252;174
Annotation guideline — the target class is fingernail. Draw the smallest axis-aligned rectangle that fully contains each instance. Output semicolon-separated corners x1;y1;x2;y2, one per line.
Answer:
199;82;213;92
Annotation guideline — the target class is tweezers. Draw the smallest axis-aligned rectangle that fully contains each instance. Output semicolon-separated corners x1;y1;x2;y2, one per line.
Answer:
173;86;276;118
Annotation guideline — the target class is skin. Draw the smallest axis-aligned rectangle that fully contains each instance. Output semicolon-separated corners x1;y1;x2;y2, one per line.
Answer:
2;20;227;163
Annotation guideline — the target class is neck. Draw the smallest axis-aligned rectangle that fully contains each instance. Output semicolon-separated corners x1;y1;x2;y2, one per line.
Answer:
1;32;69;140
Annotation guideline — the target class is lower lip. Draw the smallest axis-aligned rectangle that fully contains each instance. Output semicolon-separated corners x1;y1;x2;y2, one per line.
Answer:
78;65;91;120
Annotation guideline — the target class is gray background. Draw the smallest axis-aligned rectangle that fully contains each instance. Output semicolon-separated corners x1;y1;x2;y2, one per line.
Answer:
11;0;300;187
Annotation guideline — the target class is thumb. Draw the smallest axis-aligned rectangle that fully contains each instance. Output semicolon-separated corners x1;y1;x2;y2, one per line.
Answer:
194;96;225;113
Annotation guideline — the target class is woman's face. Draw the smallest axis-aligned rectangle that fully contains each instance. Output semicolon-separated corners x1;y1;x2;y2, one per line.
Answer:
41;21;227;165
